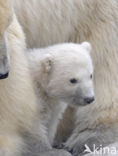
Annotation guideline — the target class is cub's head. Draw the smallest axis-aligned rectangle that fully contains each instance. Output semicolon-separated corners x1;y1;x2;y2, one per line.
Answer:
40;42;95;107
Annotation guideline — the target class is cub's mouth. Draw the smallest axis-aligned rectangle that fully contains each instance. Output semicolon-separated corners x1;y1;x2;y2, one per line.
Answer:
71;96;95;107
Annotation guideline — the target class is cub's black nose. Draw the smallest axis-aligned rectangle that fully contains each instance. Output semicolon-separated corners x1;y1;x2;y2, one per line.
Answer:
84;97;95;104
0;72;9;79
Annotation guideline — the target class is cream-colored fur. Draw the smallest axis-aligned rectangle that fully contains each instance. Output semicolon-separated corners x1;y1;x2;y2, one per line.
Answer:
27;42;94;149
0;1;53;155
0;13;38;156
12;0;118;155
0;0;13;76
0;11;71;155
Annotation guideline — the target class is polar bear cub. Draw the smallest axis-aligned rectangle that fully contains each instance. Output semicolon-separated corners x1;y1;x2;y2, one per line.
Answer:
26;42;94;151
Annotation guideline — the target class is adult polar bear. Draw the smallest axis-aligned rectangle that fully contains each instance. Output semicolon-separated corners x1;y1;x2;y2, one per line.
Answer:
0;1;72;156
14;0;118;155
0;1;38;155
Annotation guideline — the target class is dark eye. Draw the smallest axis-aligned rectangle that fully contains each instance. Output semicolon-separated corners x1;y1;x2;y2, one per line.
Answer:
90;74;93;79
70;78;78;84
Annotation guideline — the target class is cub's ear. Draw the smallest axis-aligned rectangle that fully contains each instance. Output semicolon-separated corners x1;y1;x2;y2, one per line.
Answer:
81;42;92;53
40;54;53;73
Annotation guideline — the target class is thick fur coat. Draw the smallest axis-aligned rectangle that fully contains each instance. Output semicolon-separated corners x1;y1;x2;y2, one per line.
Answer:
13;1;118;155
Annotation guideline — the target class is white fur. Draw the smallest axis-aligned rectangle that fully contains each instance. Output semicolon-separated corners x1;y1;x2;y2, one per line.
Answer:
0;13;39;156
0;0;13;75
0;3;53;155
10;0;118;155
27;42;94;148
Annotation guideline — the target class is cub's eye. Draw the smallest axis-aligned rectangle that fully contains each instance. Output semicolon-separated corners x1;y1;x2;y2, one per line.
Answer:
90;74;93;79
70;78;78;84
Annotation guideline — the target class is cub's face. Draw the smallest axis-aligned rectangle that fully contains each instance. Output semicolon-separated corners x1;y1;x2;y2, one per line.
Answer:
40;42;95;107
